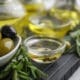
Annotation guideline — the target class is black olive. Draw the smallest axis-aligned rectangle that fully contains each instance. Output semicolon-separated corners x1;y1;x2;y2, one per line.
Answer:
1;25;17;39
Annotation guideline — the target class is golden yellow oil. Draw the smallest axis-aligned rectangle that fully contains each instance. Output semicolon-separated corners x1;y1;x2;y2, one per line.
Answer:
21;0;44;16
29;23;72;39
26;8;79;39
12;6;44;36
0;16;27;36
12;3;43;36
13;14;28;35
0;18;22;27
12;5;79;37
28;16;72;39
24;4;43;12
50;8;79;29
28;52;62;63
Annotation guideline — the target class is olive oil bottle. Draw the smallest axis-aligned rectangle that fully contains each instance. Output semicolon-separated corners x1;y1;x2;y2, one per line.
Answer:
0;0;25;32
13;0;44;36
49;0;79;29
13;0;79;37
21;0;43;14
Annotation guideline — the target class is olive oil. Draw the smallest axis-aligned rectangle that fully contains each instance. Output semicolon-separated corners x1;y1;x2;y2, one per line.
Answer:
50;8;79;29
28;52;62;63
0;0;25;34
28;15;72;39
13;0;79;36
49;0;79;29
29;23;72;39
27;39;62;63
0;18;22;27
13;3;43;35
13;15;28;35
24;4;43;13
12;0;43;35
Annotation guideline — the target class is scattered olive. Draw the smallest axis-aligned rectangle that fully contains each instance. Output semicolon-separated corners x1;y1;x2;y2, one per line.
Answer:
0;38;14;57
1;25;17;39
0;32;2;40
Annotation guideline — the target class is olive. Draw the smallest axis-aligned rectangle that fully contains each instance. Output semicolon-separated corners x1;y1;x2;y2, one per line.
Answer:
0;32;2;40
0;38;14;56
65;41;71;49
1;25;17;39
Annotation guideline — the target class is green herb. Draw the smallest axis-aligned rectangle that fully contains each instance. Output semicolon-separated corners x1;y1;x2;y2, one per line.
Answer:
0;46;47;80
76;33;80;56
70;30;80;56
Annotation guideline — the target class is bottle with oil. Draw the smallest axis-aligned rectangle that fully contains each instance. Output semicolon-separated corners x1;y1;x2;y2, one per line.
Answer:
13;0;44;36
0;0;25;27
21;0;43;15
50;0;79;29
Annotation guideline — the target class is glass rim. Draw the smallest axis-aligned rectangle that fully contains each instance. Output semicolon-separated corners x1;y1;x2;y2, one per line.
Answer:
24;35;66;55
29;14;72;29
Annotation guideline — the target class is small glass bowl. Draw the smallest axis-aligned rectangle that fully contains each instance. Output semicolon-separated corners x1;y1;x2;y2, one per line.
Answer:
24;36;66;64
28;14;72;39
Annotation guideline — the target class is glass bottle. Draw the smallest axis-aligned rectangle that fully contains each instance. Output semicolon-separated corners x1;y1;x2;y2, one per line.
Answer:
50;0;79;30
21;0;43;15
0;0;25;26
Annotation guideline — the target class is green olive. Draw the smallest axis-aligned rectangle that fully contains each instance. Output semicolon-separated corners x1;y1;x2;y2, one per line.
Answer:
0;38;14;56
0;32;2;40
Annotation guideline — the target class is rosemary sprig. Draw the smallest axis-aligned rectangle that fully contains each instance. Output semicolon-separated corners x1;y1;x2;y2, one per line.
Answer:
0;46;47;80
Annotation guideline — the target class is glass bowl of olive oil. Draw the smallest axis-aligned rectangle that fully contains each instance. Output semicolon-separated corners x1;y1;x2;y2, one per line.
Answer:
28;14;72;39
24;36;66;64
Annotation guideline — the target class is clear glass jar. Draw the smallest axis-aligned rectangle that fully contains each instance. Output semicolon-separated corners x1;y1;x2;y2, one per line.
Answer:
0;0;25;26
49;0;79;30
